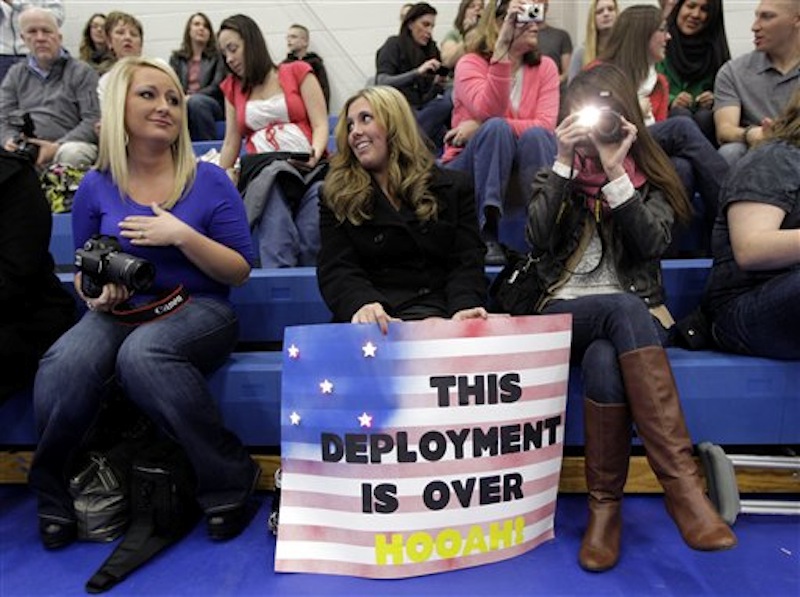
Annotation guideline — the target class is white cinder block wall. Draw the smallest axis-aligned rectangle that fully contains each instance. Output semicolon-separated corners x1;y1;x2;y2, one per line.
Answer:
57;1;758;115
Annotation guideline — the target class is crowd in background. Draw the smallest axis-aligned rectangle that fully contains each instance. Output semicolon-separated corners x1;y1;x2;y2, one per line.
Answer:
0;0;797;565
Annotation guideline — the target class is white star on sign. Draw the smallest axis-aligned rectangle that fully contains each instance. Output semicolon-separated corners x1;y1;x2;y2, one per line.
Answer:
287;344;300;358
289;411;301;425
362;341;377;357
358;412;373;428
320;379;334;394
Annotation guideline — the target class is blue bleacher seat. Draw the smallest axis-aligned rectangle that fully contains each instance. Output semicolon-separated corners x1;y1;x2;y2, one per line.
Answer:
5;346;797;449
3;259;796;451
230;268;331;343
192;140;223;157
562;349;800;448
50;213;73;267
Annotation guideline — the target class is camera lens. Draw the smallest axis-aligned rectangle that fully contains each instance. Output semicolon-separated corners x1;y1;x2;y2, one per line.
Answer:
595;111;622;143
106;253;156;292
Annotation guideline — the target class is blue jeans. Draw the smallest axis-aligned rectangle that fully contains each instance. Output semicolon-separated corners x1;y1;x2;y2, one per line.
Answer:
29;297;257;522
649;116;729;229
711;271;800;360
187;94;224;141
718;141;748;168
254;180;321;267
669;106;717;147
445;118;556;230
541;294;668;404
416;90;453;152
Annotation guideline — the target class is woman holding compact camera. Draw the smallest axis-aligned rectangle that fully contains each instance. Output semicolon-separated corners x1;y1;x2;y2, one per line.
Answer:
441;0;560;265
526;63;735;571
218;14;328;267
29;57;260;549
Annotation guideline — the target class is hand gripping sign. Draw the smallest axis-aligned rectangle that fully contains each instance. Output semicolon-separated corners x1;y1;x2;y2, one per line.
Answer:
275;314;572;578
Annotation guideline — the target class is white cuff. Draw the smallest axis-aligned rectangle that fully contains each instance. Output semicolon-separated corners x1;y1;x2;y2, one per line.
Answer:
602;174;635;209
552;160;575;179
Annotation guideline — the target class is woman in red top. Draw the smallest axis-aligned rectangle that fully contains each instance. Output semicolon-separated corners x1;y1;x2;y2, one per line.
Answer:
218;14;328;268
597;5;728;252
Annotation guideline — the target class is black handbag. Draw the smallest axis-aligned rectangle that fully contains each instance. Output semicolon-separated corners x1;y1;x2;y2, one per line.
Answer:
70;399;156;543
489;248;547;315
85;439;201;594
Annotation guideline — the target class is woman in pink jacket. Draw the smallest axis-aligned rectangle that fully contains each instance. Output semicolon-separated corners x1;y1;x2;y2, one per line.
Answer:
441;0;559;264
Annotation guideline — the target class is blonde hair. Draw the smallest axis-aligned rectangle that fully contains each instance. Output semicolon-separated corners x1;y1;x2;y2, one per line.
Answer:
322;86;437;226
96;57;196;210
583;0;618;67
465;0;540;65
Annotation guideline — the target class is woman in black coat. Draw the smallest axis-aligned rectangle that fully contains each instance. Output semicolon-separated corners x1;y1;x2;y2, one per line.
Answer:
318;85;487;333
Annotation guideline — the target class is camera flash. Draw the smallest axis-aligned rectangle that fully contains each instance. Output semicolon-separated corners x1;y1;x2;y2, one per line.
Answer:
576;107;601;128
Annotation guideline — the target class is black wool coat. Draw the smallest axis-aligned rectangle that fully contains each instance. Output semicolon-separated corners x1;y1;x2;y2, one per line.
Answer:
317;167;487;322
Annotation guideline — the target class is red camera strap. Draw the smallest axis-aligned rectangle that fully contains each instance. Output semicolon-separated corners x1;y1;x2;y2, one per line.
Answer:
110;285;190;326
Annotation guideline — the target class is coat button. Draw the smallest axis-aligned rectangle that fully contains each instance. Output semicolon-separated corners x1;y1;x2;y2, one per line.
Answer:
374;233;384;243
418;287;430;295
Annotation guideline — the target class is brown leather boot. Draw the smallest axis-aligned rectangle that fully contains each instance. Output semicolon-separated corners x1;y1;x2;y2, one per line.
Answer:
619;346;737;551
579;399;631;572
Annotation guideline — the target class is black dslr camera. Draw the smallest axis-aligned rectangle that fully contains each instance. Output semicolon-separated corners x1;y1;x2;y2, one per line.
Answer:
10;113;40;163
75;235;156;298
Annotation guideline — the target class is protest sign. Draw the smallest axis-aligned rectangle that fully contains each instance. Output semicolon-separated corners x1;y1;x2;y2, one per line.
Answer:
275;314;572;578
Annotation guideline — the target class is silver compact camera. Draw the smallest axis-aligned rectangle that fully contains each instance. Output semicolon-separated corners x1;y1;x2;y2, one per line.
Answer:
517;3;545;23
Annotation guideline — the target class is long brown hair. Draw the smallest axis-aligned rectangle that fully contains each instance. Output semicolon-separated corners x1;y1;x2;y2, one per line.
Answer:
79;13;106;62
599;4;662;87
323;86;437;226
566;64;691;224
175;12;218;60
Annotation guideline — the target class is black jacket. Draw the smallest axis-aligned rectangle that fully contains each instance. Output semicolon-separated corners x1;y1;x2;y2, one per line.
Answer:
317;167;486;322
375;35;443;108
526;169;676;312
168;52;226;106
0;150;75;398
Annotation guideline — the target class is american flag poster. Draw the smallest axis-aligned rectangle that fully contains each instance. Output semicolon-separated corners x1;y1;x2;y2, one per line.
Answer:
275;314;572;578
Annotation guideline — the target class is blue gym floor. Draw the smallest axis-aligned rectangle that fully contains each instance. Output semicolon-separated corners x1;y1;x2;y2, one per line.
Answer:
1;485;797;596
